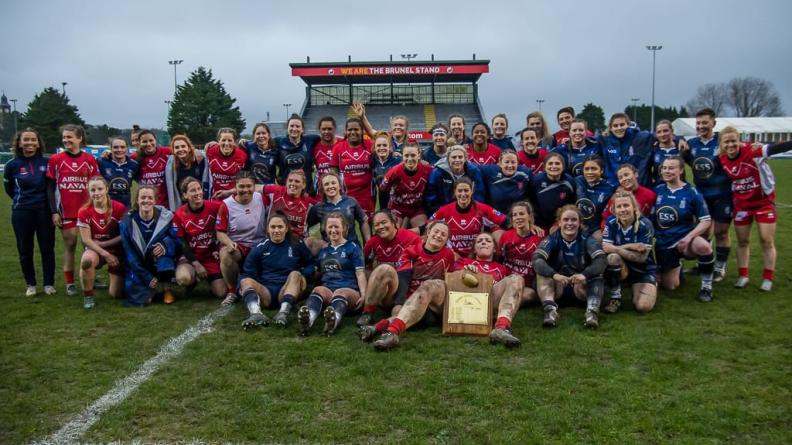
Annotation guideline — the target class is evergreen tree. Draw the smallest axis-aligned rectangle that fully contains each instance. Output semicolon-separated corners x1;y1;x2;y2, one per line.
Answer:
576;103;606;132
167;67;245;144
19;87;85;152
624;104;684;130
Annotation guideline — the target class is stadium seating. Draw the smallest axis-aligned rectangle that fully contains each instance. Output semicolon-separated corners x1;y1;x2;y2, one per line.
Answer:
303;103;483;133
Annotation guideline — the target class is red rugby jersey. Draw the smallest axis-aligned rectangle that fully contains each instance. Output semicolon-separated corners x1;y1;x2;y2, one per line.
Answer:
206;144;248;194
263;184;316;237
466;143;501;165
363;228;422;268
174;200;223;266
396;243;456;294
47;150;99;219
77;200;126;245
720;143;776;210
330;139;374;197
517;148;548;174
455;257;511;282
430;202;506;257
498;228;541;286
132;147;171;206
380;163;432;211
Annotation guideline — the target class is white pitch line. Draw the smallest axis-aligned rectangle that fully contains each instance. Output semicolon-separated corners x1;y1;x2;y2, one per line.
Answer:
32;305;233;445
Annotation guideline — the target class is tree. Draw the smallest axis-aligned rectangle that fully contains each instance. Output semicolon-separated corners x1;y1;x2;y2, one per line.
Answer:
87;124;123;145
686;83;729;116
167;67;245;144
726;77;784;117
576;103;605;132
623;104;684;130
19;87;85;152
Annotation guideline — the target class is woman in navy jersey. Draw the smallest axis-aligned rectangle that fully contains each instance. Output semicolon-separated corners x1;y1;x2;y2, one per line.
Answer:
172;177;225;302
357;210;423;330
601;190;657;314
77;177;126;308
574;155;615;240
423;124;449;166
306;172;370;250
275;114;321;194
652;156;714;302
529;151;576;231
649;120;681;186
298;212;367;336
369;221;455;350
120;185;179;306
380;142;433;228
553;119;603;177
165;135;206;211
490;113;515;150
480;149;533;215
99;137;138;208
533;205;607;328
4;129;56;296
239;213;315;329
242;122;279;187
428;177;506;257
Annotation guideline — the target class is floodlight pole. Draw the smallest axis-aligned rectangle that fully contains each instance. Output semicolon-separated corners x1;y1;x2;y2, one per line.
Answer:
283;103;291;120
10;98;18;134
646;45;662;130
631;98;640;122
536;98;545;112
168;59;183;96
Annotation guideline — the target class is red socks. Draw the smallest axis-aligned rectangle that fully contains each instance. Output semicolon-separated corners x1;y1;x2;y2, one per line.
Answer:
495;316;511;330
738;267;749;278
84;289;94;297
64;271;74;284
763;269;774;281
374;319;390;333
363;305;377;314
387;319;406;336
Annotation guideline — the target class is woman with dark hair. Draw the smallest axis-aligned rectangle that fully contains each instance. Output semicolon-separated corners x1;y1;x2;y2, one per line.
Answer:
372;131;401;212
275;114;321;195
423;124;450;166
165;134;206;211
354;101;410;153
47;124;99;295
480;149;533;215
490;113;515;150
330;118;375;218
428;177;506;257
533;205;607;328
205;127;248;200
499;201;541;301
600;163;657;226
120;185;179;306
380;142;433;228
77;177;126;308
242;122;279;187
298;212;367;336
574;155;615;239
306;172;370;249
425;145;485;214
649;120;681;186
99;137;138;207
239;213;315;329
467;122;501;166
263;169;316;238
132;129;171;206
4;129;56;296
173;177;225;303
554;119;603;177
517;128;549;174
528;151;576;231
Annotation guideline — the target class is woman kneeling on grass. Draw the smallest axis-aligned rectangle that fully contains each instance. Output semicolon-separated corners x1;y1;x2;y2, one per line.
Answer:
172;177;226;302
718;126;792;291
77;177;126;308
533;205;607;329
238;213;315;329
601;190;657;314
298;212;367;336
120;186;179;306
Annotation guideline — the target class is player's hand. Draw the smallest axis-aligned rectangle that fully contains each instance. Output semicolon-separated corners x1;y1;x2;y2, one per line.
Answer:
678;139;689;152
212;189;233;200
560;137;570;145
570;274;587;285
51;213;62;228
463;264;478;273
149;277;159;289
531;225;546;238
104;253;119;267
194;262;208;280
151;243;165;258
100;150;112;160
238;138;248;147
677;237;691;252
553;273;570;286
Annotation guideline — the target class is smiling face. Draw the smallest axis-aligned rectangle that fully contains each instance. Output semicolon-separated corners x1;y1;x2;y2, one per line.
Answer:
321;175;340;200
172;139;191;161
544;155;564;177
449;117;465;139
454;182;473;207
570;122;586;145
88;179;108;206
583;160;603;183
527;117;543;133
558;112;574;131
432;130;447;148
254;125;271;147
62;130;81;152
559;209;581;239
521;129;538;152
184;180;204;209
391;118;407;139
324;216;345;243
110;139;128;160
137;188;156;214
656;123;673;145
267;217;288;243
374;136;391;159
139;133;157;155
219;132;235;156
492;117;508;138
617;167;638;191
511;204;532;232
614;196;636;225
287;118;304;141
425;223;449;251
346;121;363;146
473;234;496;260
499;152;519;176
20;131;40;157
610;117;629;138
661;158;683;184
285;172;305;197
721;132;741;158
373;212;397;240
696;114;715;139
402;145;420;170
234;178;255;204
472;125;489;146
319;120;336;144
448;149;466;173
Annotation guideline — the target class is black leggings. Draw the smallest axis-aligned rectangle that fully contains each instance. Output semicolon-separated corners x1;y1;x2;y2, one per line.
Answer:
11;207;56;286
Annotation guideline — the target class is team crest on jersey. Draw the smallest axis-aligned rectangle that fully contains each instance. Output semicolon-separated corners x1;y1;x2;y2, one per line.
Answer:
655;205;679;229
693;157;715;178
577;198;596;221
20;167;27;174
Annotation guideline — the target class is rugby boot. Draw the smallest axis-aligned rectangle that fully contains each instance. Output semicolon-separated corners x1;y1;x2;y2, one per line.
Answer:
584;310;599;329
373;332;400;351
273;310;289;327
698;288;713;303
358;325;378;342
489;328;521;348
760;279;773;292
356;313;373;327
297;305;312;336
66;283;78;296
603;298;621;314
83;296;95;309
322;306;338;336
542;306;559;328
242;312;269;329
734;276;749;289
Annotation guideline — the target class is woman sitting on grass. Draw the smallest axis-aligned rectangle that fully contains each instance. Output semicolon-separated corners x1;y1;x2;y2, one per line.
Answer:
120;185;179;306
77;177;126;308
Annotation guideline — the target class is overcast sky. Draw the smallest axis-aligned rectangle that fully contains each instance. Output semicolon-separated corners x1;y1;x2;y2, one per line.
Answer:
1;0;789;133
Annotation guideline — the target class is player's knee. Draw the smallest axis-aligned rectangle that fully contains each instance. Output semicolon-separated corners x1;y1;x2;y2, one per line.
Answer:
737;236;751;248
238;278;256;291
175;271;192;287
505;274;524;289
607;253;622;267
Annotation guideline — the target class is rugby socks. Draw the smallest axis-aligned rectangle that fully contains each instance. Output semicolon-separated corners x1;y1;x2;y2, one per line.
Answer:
242;289;261;314
762;269;775;281
542;300;559;312
362;305;377;314
715;246;730;272
739;267;749;278
373;319;390;333
387;318;406;336
306;293;324;325
495;316;511;330
279;294;294;313
64;271;75;285
330;297;348;325
586;277;604;312
698;253;715;290
83;289;94;298
605;266;622;300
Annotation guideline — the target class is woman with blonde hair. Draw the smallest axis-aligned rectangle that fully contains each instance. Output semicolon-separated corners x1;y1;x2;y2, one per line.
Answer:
165;134;206;210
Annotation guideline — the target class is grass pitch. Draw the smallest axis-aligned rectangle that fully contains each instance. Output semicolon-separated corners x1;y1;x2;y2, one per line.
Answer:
1;162;790;444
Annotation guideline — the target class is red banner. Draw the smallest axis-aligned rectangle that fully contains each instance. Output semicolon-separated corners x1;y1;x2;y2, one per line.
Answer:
292;64;488;77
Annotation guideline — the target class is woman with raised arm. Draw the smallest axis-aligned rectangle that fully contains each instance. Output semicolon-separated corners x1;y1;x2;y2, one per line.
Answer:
380;142;433;228
330;117;375;218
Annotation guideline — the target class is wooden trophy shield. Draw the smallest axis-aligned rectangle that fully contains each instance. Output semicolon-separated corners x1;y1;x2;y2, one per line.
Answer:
442;270;494;336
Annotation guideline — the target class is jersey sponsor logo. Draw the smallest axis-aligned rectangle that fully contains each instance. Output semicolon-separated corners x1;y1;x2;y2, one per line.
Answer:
284;153;305;169
321;257;342;273
693;157;715;179
655;205;679;229
576;198;596;221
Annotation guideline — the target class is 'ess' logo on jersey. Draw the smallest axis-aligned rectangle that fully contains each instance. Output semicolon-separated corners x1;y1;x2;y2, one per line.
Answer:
693;157;715;178
655;206;679;229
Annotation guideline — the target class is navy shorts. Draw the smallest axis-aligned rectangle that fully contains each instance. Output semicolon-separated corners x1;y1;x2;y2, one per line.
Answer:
262;283;284;309
705;195;733;224
654;246;683;272
624;263;657;285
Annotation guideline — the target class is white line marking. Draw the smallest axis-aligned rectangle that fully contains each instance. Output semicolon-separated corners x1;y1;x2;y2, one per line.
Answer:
32;305;233;445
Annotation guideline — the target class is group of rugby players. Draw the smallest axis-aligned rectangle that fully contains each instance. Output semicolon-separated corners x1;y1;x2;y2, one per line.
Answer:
5;103;791;350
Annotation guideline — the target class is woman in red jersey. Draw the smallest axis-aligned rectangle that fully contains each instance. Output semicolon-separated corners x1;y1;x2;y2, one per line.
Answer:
77;177;126;308
357;210;423;329
206;128;248;200
499;201;542;300
133;129;171;207
380;142;433;228
517;128;549;174
361;220;455;346
718;126;792;291
173;177;226;302
263;169;316;238
467;122;501;166
428;177;506;257
47;124;99;295
330;118;374;219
